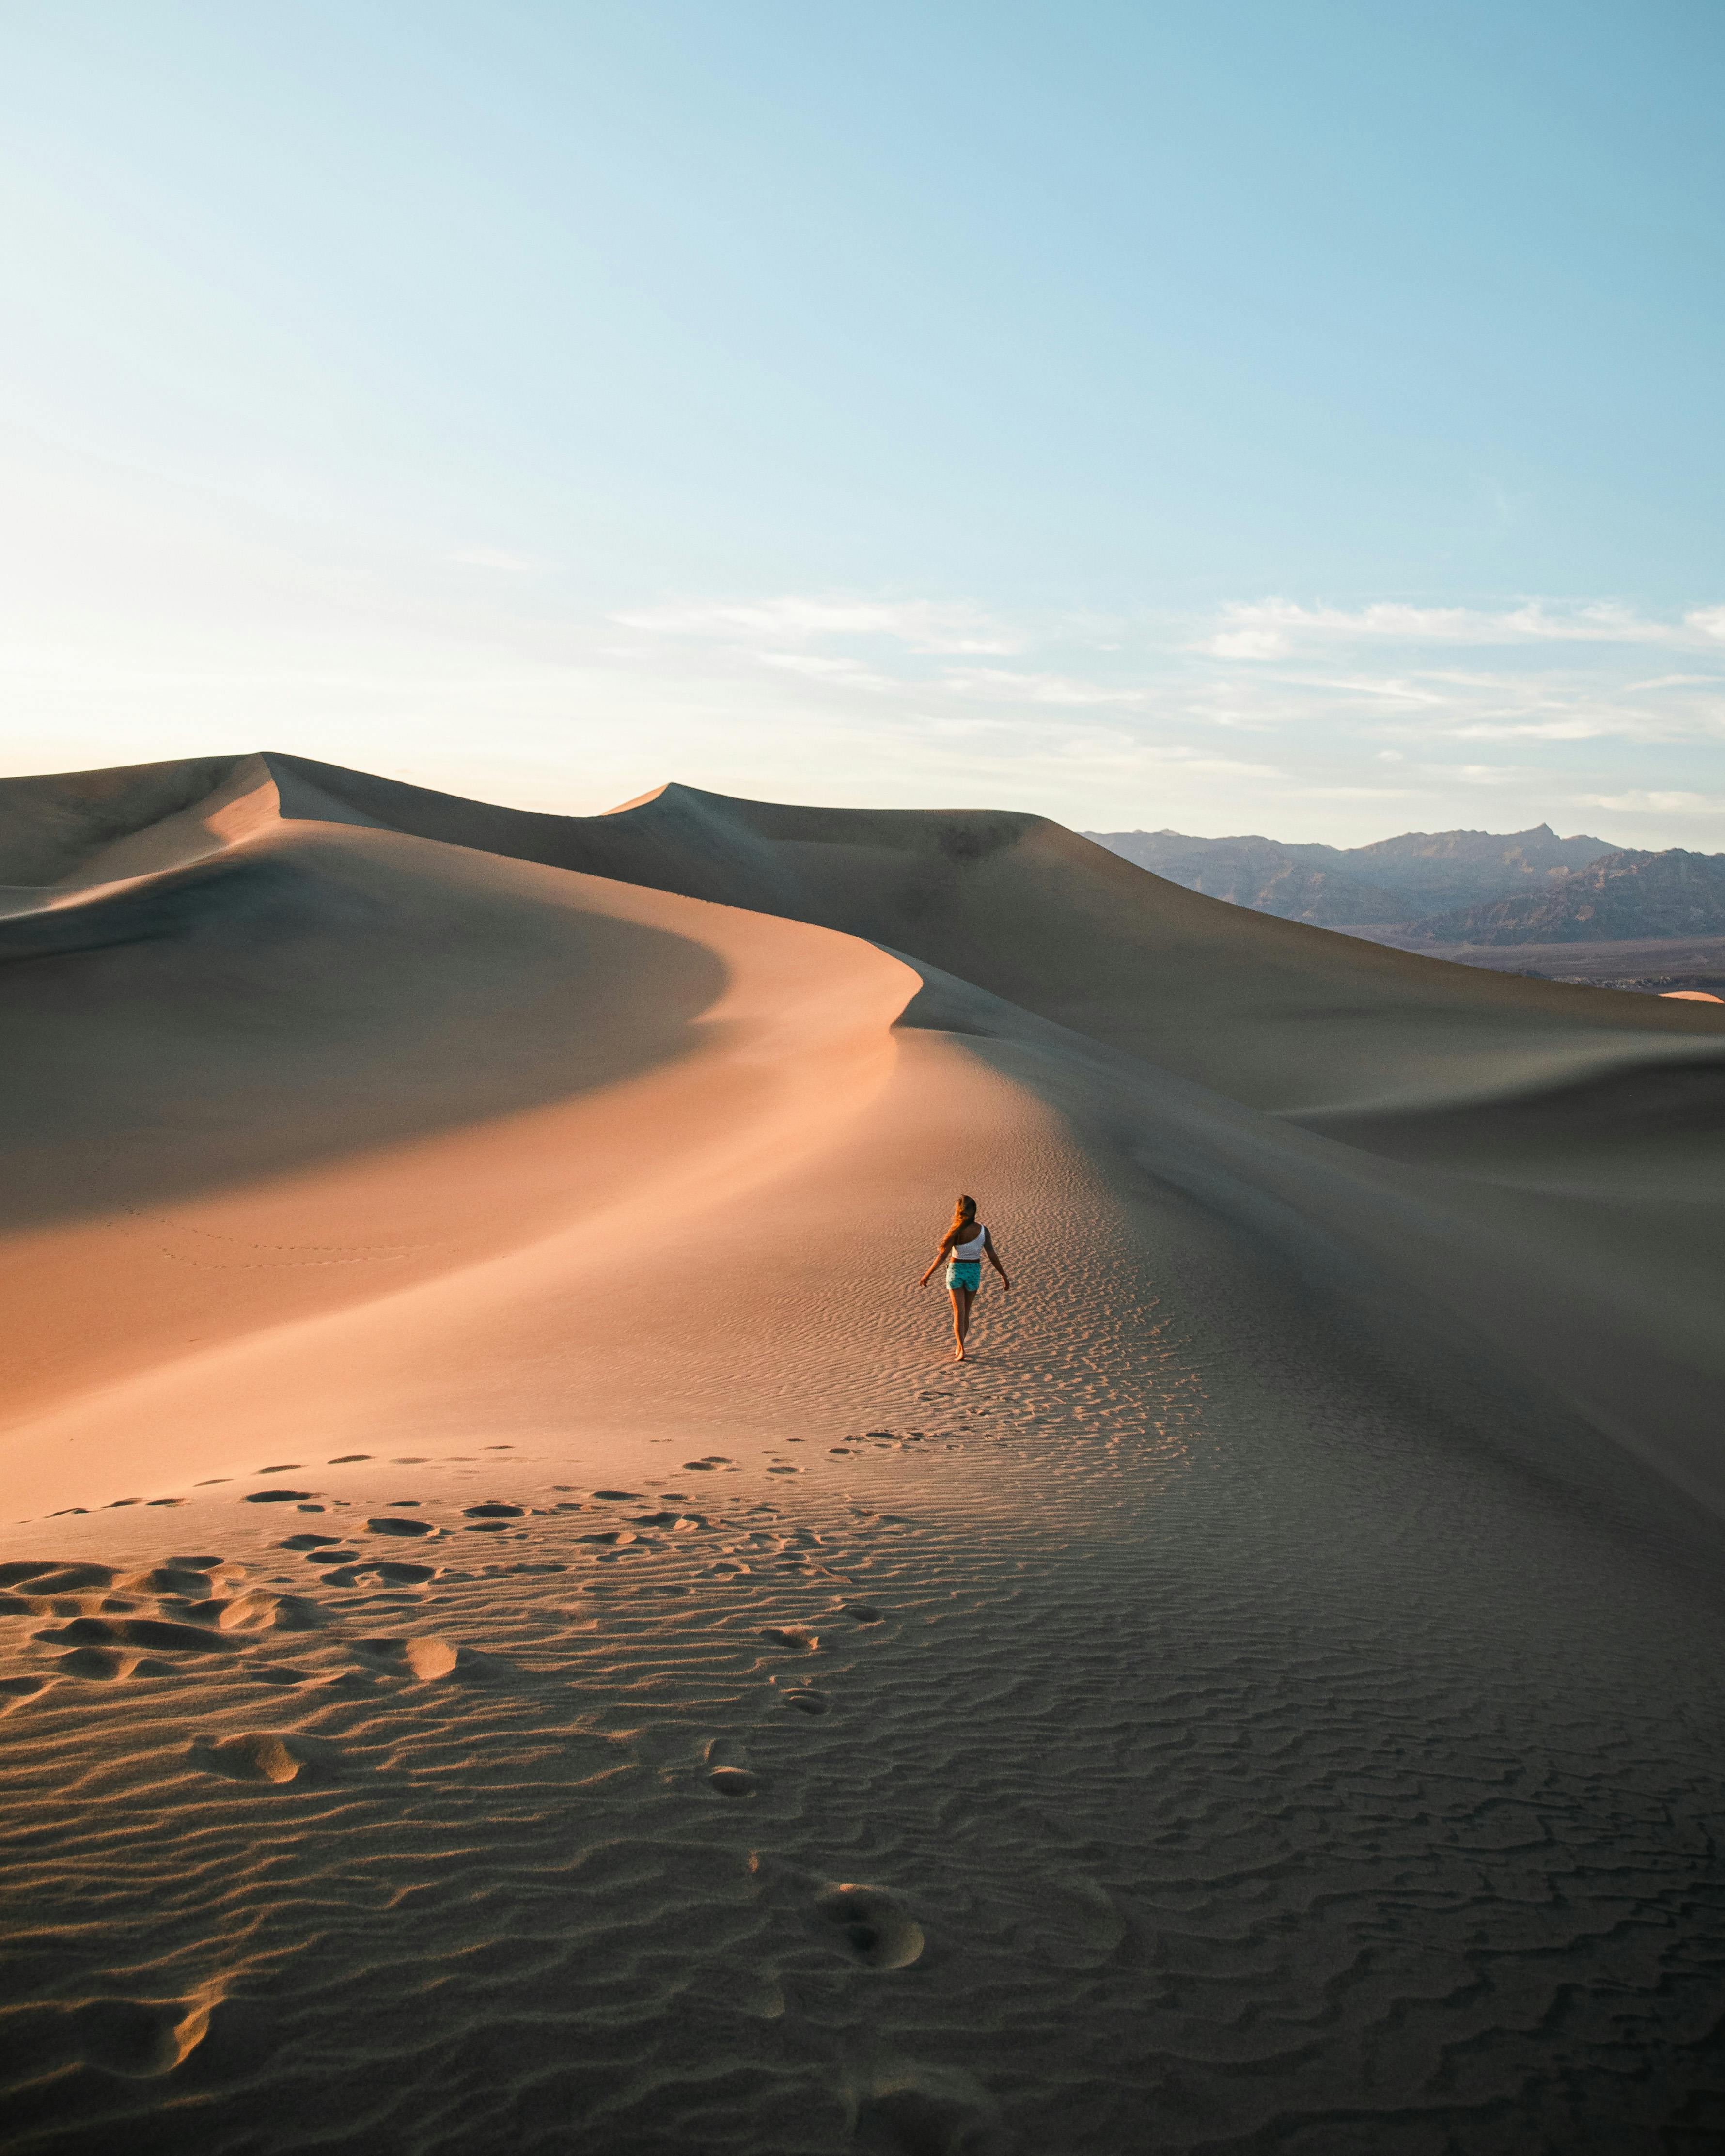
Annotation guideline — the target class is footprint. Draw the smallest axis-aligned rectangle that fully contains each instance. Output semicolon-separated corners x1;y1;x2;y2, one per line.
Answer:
354;1636;458;1680
278;1535;342;1552
843;1604;884;1626
244;1490;315;1504
195;1731;301;1783
816;1883;925;1970
255;1463;301;1472
591;1489;643;1501
11;1990;222;2079
0;1673;56;1712
760;1626;819;1653
767;1467;803;1476
328;1454;372;1463
1004;1874;1127;1968
704;1735;758;1797
125;1566;211;1596
853;2072;1004;2155
37;1617;244;1656
184;1595;277;1632
464;1503;524;1519
783;1688;830;1716
1;1562;116;1594
56;1646;139;1681
364;1517;439;1539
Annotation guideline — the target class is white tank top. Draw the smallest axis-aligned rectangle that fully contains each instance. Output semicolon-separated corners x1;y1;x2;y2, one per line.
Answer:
950;1223;986;1260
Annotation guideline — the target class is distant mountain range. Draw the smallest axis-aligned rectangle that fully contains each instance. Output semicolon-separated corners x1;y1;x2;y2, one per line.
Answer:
1085;824;1725;945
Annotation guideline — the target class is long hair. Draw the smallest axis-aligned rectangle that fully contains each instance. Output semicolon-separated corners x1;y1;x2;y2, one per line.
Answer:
942;1193;978;1251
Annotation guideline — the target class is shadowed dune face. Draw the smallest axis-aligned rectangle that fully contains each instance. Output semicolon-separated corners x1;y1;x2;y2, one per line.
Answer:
0;756;251;888
10;750;1725;1118
256;753;1725;1116
0;828;728;1237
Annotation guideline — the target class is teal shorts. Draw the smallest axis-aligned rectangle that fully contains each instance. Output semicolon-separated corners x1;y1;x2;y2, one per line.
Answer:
945;1259;982;1291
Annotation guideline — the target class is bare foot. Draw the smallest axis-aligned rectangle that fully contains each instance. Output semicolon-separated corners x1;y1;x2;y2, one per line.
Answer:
953;1346;966;1361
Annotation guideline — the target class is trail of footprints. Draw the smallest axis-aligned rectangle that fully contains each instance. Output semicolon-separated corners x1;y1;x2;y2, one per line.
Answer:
2;1438;923;1836
0;1411;1009;2141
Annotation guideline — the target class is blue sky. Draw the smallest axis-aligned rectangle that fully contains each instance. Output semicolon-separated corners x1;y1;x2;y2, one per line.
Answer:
3;1;1723;843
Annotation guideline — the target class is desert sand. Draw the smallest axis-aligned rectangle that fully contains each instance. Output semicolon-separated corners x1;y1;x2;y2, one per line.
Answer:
4;752;1725;2153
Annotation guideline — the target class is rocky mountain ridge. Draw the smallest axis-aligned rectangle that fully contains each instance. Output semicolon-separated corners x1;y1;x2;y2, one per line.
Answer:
1082;823;1725;945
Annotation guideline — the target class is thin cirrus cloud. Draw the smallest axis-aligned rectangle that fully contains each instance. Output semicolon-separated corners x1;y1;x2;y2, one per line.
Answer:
615;595;1023;656
618;590;1725;753
1205;597;1725;661
595;586;1725;844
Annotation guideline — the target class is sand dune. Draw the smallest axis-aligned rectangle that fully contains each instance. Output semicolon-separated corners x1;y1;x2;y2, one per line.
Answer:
4;752;1725;2151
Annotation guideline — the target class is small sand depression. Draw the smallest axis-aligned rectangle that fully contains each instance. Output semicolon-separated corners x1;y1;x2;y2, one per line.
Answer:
5;1990;220;2082
818;1884;925;1970
852;2068;1005;2156
353;1635;458;1681
196;1731;301;1783
55;1644;139;1681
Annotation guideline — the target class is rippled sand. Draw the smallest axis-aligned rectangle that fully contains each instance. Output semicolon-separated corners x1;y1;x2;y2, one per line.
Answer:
5;756;1725;2150
7;1211;1725;2152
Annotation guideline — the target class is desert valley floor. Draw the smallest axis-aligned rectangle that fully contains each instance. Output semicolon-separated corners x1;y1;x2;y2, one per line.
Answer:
4;754;1725;2154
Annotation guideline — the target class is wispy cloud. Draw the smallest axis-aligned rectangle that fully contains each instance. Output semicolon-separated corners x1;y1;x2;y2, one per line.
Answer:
934;666;1148;708
616;595;1021;655
1582;789;1725;816
1203;596;1725;661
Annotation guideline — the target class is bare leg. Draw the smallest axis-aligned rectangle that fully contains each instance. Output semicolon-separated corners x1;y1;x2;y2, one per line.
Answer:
948;1285;974;1359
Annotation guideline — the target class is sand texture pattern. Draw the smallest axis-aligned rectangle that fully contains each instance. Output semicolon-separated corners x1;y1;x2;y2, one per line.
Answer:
3;754;1725;2153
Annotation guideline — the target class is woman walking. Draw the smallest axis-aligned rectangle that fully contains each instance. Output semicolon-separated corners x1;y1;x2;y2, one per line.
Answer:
918;1193;1010;1361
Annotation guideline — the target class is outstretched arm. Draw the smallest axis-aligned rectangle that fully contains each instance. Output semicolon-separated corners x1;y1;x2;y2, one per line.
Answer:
918;1233;957;1288
983;1230;1011;1289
